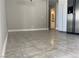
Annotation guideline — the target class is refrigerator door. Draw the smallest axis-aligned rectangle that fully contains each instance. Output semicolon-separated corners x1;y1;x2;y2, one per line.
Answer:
75;0;79;33
67;14;73;32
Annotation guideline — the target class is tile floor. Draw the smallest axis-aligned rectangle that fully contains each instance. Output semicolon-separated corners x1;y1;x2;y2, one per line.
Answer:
5;31;79;58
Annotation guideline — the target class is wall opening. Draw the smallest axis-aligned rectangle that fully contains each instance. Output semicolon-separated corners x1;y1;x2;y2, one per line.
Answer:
49;0;58;31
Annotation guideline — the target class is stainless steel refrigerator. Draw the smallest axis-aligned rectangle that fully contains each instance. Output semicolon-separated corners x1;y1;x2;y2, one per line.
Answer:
67;0;79;34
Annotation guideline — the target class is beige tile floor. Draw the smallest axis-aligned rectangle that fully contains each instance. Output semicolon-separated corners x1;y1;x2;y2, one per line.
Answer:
5;31;79;58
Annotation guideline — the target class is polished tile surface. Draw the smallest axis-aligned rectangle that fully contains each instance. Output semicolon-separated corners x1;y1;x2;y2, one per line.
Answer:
5;31;79;58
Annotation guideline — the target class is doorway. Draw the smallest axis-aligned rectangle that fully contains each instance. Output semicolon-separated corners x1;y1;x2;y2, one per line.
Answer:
49;0;58;31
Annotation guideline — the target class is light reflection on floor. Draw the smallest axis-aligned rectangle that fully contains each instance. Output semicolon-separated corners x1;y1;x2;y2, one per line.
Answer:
5;31;79;58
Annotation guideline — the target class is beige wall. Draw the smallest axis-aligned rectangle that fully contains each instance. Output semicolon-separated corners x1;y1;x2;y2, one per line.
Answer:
0;0;8;57
6;0;49;30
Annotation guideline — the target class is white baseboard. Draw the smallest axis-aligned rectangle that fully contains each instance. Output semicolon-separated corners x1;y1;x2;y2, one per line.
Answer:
1;34;8;58
8;28;48;32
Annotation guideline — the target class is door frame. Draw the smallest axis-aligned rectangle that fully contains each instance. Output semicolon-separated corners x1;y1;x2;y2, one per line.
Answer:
48;0;58;30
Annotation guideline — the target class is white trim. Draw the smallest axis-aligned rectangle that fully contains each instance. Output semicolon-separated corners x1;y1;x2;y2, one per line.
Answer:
1;34;8;57
8;28;49;32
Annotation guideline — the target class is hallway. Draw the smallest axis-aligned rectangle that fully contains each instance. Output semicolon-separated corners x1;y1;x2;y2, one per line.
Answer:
5;31;79;58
